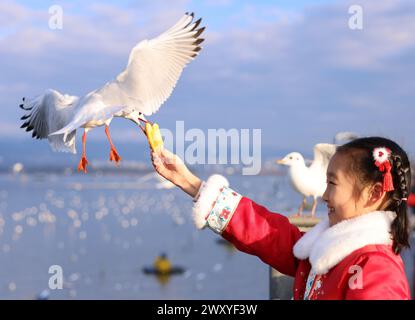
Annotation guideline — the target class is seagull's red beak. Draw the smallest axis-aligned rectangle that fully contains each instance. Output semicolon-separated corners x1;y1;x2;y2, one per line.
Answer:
137;116;151;135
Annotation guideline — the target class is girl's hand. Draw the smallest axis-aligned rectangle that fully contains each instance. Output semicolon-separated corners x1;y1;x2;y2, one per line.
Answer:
151;147;202;198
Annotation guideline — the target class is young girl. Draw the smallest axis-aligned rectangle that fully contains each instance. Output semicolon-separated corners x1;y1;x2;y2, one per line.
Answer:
150;137;412;299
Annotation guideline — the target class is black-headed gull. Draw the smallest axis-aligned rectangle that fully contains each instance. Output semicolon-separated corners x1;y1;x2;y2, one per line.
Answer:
276;143;337;217
19;12;205;173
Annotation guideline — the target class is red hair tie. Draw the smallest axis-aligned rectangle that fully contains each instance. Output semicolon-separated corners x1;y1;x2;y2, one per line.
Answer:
373;147;394;192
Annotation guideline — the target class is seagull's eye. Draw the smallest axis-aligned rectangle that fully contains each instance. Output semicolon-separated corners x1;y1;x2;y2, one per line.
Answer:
289;157;292;160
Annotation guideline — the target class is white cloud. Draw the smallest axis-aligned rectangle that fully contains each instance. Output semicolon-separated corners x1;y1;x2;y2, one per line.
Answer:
204;0;233;6
0;0;29;28
0;0;414;155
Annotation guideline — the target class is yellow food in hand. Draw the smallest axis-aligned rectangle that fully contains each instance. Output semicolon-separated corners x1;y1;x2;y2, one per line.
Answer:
145;123;154;149
146;122;163;151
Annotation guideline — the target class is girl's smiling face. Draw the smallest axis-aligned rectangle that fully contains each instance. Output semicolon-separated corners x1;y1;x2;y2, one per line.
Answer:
322;153;374;226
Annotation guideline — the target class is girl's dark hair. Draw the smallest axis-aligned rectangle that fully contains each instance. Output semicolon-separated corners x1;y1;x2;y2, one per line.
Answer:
336;137;411;254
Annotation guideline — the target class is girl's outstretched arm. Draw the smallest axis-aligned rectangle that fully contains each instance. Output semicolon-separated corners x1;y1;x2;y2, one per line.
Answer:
150;147;303;276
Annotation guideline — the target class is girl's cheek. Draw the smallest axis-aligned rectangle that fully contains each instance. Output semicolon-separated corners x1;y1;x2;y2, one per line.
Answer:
326;187;333;199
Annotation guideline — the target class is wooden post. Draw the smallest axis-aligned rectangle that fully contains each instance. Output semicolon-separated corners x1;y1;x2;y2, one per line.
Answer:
269;216;319;300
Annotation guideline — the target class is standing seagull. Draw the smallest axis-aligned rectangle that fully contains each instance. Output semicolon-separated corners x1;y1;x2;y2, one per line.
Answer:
276;143;337;217
19;13;205;173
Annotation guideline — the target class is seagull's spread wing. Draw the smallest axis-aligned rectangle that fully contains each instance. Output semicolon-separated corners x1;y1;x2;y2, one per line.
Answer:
20;12;205;156
48;98;126;138
310;143;337;173
96;12;205;116
20;89;79;153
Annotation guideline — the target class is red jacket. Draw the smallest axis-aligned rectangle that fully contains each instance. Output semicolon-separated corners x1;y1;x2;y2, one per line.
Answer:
193;175;411;300
408;193;415;207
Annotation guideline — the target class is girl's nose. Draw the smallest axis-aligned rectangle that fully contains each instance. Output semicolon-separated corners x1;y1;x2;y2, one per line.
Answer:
322;187;329;203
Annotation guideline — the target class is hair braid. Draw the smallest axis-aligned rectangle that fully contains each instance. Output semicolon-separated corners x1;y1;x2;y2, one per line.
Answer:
390;154;410;253
392;155;410;205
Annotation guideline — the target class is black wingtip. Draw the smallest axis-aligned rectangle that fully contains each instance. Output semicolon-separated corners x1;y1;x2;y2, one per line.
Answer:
193;38;205;45
26;125;34;132
19;103;33;111
191;18;202;31
20;114;30;120
20;121;29;129
193;46;202;53
194;27;205;38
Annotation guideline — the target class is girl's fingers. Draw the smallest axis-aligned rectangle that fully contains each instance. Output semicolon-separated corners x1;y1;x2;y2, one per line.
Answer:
151;147;180;167
151;152;162;166
160;149;178;165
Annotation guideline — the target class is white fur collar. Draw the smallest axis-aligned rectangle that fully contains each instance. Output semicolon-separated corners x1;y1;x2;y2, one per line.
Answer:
293;211;396;275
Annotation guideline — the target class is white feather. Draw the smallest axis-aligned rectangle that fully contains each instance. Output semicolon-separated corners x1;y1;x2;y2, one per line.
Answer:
20;89;78;153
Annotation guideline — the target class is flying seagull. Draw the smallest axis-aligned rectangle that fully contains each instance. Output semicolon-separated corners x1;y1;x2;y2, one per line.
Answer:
19;12;205;173
276;143;337;217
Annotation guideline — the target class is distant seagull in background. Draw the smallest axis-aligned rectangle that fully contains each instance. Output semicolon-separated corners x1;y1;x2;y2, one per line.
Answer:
136;172;175;189
276;143;337;217
334;131;359;145
19;13;205;173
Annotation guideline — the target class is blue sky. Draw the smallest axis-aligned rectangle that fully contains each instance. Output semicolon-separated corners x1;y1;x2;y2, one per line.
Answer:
1;0;414;157
15;0;334;11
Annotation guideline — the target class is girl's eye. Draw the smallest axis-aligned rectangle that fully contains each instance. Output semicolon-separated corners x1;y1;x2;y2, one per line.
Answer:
326;181;336;185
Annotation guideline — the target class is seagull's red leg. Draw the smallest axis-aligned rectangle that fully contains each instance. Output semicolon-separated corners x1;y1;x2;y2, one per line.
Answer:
289;197;306;217
309;196;318;218
77;130;89;173
105;126;122;165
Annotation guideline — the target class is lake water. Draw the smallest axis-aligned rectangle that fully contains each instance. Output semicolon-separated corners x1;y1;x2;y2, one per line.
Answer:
0;170;413;299
0;169;311;300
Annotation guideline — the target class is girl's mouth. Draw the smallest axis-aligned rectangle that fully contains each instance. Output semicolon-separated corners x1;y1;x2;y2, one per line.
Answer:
328;206;335;215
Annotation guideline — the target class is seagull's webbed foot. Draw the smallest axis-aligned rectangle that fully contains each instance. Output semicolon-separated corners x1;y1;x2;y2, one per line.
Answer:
77;156;89;173
105;126;122;166
109;147;122;165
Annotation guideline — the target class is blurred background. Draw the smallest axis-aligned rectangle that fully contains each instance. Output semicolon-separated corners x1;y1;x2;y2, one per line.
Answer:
0;0;414;299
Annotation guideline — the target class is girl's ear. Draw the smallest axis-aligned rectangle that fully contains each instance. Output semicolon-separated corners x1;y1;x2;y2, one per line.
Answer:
368;182;386;206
